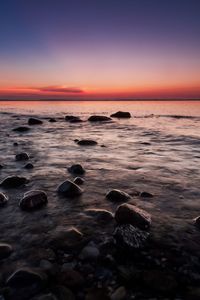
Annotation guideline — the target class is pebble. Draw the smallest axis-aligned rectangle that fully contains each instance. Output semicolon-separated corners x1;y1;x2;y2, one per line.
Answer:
79;242;100;260
68;164;85;175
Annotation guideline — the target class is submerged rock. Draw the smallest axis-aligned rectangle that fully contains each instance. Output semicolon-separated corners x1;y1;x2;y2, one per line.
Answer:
114;224;149;250
68;164;85;175
13;126;30;132
84;208;114;222
15;152;29;161
28;117;43;125
0;192;8;207
110;111;131;118
88;115;112;122
0;243;13;260
0;176;28;188
19;190;48;211
140;191;154;198
106;189;131;202
77;139;97;146
57;180;83;197
73;177;85;185
24;163;34;169
115;203;151;230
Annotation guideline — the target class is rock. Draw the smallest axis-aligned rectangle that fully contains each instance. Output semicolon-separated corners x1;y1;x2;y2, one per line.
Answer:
65;115;79;122
13;142;19;146
0;192;8;207
77;139;97;146
110;111;131;118
69;117;83;123
57;180;83;197
114;224;149;250
110;286;126;300
0;243;13;260
39;259;53;271
140;191;153;198
13;126;30;132
49;227;84;251
115;203;151;230
0;176;28;188
60;269;84;289
106;189;131;202
15;152;29;161
79;242;100;260
68;164;85;175
49;118;57;123
0;164;3;169
88;115;112;122
24;163;34;169
194;216;200;229
28;117;43;125
19;190;48;211
73;177;85;185
84;208;114;222
51;285;75;300
31;294;57;300
86;288;110;300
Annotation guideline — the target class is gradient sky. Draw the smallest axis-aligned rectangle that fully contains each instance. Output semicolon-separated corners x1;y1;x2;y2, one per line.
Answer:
0;0;200;99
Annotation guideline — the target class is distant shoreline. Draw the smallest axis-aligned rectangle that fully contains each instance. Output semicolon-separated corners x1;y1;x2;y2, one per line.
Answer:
0;99;200;102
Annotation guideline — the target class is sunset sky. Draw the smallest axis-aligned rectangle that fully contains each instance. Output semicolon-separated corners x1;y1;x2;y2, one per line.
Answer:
0;0;200;100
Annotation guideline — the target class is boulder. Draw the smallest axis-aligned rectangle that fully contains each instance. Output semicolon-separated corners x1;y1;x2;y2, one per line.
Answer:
106;189;131;202
13;126;30;132
88;115;112;122
28;117;43;125
68;164;85;175
73;177;85;185
0;243;13;260
57;180;83;197
0;176;28;188
114;224;149;250
115;203;151;230
77;140;97;146
110;111;131;118
19;190;48;211
15;152;29;161
0;192;8;207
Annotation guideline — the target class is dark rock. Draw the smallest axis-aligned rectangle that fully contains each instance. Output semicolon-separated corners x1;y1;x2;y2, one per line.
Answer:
194;216;200;229
0;176;28;188
86;288;110;300
110;111;131;118
115;203;151;230
0;243;13;260
84;208;114;222
140;191;153;198
60;269;84;289
73;177;85;185
24;163;34;169
28;117;43;125
57;180;83;197
49;118;57;123
0;192;8;207
65;115;79;122
88;115;112;122
13;142;19;146
19;190;48;211
74;139;79;143
106;189;131;202
68;164;85;175
51;285;75;300
0;164;3;169
77;139;97;146
114;224;149;250
15;152;29;161
69;117;83;123
31;294;57;300
79;241;100;260
13;126;30;132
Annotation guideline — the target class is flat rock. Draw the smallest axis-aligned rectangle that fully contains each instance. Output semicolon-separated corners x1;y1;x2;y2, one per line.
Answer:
88;115;112;122
115;203;151;230
106;189;131;202
84;208;114;222
13;126;30;132
73;177;85;185
0;243;13;260
15;152;29;161
28;117;43;125
57;180;83;197
114;224;149;250
77;139;97;146
110;111;131;118
19;190;48;211
68;164;85;175
0;192;8;207
0;176;28;188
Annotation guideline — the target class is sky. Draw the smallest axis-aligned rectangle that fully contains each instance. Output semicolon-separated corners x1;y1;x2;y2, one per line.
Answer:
0;0;200;100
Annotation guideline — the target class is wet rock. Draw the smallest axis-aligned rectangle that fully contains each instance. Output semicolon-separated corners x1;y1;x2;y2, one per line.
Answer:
114;224;149;250
110;286;126;300
57;180;83;197
110;111;131;118
65;115;79;121
0;164;3;169
88;115;112;122
106;189;131;202
115;203;151;230
24;163;34;169
13;142;18;146
0;176;28;188
15;152;29;161
31;294;57;300
13;126;30;132
73;177;85;185
68;164;85;175
140;191;154;198
0;243;13;260
19;190;48;211
84;208;114;222
69;117;83;123
28;117;43;125
0;192;8;207
194;216;200;229
79;241;100;260
51;285;75;300
49;118;57;123
49;227;84;251
77;139;97;146
86;288;110;300
60;269;84;289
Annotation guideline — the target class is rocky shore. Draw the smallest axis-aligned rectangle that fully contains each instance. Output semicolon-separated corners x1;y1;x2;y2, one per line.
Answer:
0;111;200;300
